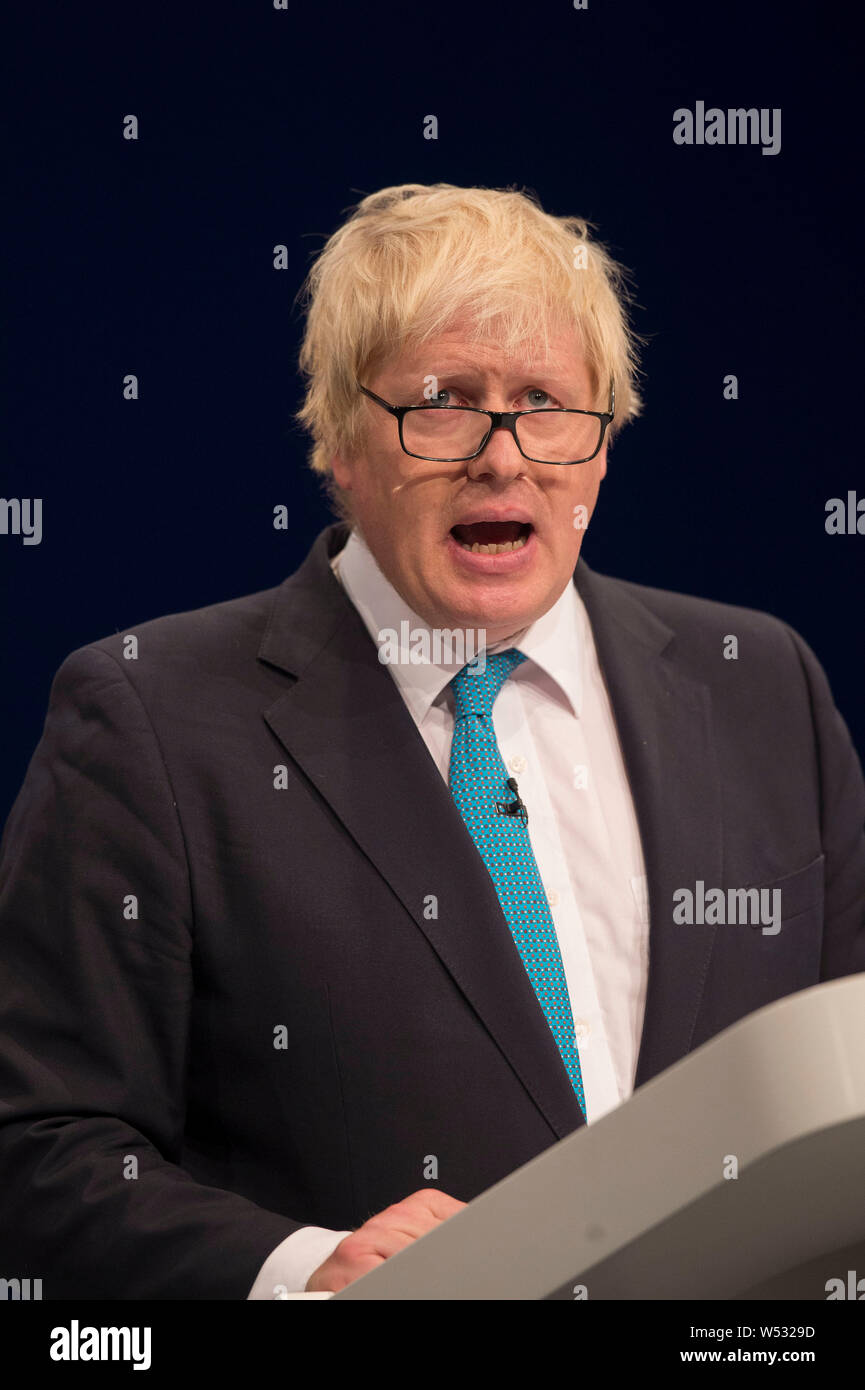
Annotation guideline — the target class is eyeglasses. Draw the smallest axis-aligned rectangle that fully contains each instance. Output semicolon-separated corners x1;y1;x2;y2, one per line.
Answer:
356;379;615;465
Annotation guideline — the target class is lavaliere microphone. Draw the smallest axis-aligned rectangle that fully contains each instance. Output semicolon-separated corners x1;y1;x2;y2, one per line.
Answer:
495;777;529;825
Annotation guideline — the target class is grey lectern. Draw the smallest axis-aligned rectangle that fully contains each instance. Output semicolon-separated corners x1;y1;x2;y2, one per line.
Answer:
332;975;865;1300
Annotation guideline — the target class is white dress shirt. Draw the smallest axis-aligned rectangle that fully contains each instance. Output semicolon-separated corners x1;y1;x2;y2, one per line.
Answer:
248;527;650;1297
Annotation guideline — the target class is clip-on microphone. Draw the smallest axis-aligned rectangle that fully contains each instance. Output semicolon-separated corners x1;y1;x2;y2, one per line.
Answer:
494;776;529;825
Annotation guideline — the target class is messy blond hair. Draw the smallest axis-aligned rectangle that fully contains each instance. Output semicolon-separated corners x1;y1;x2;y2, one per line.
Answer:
294;183;643;524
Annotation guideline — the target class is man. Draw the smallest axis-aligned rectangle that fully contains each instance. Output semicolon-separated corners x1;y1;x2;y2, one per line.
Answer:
1;182;863;1299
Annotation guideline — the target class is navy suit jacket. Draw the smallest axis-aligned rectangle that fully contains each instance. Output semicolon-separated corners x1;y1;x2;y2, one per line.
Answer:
1;521;863;1297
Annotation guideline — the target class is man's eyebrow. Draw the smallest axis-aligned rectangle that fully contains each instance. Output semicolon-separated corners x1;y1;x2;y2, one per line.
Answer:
398;363;571;385
396;362;484;380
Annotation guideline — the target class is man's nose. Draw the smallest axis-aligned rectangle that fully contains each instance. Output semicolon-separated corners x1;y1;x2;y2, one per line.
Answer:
466;420;525;476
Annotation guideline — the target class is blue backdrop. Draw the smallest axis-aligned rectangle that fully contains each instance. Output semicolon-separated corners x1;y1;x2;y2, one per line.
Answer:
2;0;863;821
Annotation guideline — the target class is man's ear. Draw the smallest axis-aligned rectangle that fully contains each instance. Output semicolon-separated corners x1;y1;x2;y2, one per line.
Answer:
330;451;353;492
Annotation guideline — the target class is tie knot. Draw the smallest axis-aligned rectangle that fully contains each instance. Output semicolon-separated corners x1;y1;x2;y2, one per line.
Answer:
449;648;527;722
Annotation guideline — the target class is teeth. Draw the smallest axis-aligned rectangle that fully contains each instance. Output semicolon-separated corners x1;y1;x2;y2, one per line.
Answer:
458;533;529;555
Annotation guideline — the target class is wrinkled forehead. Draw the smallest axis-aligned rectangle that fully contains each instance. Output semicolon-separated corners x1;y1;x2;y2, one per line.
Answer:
371;313;590;380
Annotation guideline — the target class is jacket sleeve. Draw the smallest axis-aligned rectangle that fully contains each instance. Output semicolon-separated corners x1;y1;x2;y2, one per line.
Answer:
783;622;865;980
0;645;302;1298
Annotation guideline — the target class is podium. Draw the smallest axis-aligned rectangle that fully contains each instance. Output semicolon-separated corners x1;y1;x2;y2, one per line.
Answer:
333;975;865;1299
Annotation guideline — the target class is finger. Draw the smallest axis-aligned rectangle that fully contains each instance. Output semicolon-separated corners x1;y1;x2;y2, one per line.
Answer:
401;1189;468;1220
362;1226;419;1260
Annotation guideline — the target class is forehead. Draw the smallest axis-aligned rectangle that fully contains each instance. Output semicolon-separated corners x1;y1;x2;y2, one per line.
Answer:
381;321;588;382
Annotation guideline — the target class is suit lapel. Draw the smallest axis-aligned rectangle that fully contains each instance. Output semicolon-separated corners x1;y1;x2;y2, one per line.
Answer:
574;562;723;1087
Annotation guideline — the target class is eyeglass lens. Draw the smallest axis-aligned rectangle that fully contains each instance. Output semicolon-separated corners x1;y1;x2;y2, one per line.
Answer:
401;407;602;462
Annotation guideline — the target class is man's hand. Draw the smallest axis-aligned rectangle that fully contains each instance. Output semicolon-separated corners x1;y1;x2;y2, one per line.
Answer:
305;1189;467;1293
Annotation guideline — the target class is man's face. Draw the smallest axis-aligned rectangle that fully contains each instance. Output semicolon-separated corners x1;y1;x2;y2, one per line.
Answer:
331;323;608;645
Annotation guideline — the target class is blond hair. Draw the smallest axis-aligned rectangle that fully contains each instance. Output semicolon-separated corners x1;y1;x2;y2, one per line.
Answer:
294;183;643;523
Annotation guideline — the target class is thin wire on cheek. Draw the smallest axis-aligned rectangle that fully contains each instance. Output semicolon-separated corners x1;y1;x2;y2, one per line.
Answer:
389;457;446;498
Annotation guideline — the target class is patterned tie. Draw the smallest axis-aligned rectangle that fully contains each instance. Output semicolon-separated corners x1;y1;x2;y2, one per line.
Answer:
448;649;586;1117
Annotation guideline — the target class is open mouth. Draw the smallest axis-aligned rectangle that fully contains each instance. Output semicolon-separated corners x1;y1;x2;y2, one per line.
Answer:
450;521;533;554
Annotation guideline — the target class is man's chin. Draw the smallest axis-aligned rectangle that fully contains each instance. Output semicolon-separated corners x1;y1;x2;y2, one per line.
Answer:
426;589;544;649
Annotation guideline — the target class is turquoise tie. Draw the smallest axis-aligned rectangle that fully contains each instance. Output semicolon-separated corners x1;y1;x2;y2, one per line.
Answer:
448;649;586;1118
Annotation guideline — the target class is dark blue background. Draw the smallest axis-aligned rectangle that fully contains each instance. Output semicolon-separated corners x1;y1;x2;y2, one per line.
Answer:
2;0;862;821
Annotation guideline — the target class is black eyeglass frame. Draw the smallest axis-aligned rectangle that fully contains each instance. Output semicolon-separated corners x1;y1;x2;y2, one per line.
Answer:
355;379;615;465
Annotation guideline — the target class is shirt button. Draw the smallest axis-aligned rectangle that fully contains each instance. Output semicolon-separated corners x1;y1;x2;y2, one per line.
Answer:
574;1020;591;1041
547;890;559;907
509;754;527;774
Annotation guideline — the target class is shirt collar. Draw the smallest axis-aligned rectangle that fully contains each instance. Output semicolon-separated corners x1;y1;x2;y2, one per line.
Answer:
330;527;584;725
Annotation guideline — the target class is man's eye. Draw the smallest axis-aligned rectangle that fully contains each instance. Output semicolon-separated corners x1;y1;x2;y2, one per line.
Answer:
429;389;456;407
525;388;556;409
